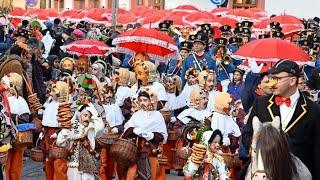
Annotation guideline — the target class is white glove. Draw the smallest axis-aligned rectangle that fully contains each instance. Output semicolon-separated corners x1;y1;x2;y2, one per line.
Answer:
88;122;95;129
141;132;154;141
133;127;143;136
249;59;263;73
50;133;57;139
38;132;44;140
222;136;231;146
111;127;119;133
170;117;177;123
37;109;43;115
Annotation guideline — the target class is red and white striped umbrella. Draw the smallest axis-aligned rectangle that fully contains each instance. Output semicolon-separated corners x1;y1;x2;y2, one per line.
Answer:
112;27;179;62
65;40;111;56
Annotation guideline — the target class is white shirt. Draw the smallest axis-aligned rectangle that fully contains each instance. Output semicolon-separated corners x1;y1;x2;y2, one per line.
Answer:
280;89;300;130
8;96;30;115
206;90;217;112
115;86;135;107
102;104;124;127
42;98;60;127
132;82;168;102
178;83;199;106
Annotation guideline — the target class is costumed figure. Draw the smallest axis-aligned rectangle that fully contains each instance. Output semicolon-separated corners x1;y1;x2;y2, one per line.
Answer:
120;88;168;180
41;81;69;180
198;69;217;113
183;130;230;180
91;60;110;85
227;68;245;100
1;73;35;180
179;67;199;107
76;55;90;77
94;83;125;180
56;104;104;180
132;61;167;109
112;67;135;107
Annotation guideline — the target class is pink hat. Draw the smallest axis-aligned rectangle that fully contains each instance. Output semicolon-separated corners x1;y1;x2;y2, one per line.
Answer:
72;29;84;39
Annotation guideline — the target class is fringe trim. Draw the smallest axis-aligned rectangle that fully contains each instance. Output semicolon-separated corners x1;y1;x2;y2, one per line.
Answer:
112;36;178;52
115;46;179;62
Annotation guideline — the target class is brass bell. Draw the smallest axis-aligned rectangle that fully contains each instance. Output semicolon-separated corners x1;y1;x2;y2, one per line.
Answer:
152;149;158;154
145;142;150;146
89;149;94;153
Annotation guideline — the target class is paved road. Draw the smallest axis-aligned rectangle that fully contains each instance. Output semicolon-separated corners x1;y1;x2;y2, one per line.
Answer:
21;158;184;180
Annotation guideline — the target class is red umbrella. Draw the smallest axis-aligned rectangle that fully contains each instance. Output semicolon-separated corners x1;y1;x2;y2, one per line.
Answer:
234;38;310;63
211;7;231;16
65;40;110;56
254;14;303;29
228;9;254;19
184;11;216;23
112;28;179;62
117;13;137;25
216;17;239;28
86;9;109;24
175;5;199;11
59;9;78;19
9;7;26;19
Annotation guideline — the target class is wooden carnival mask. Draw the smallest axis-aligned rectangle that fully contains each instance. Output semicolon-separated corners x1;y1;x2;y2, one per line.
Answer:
60;57;74;71
134;62;149;86
76;55;89;75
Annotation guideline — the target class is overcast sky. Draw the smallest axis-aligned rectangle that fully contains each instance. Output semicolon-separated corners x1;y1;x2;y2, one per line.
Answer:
165;0;319;18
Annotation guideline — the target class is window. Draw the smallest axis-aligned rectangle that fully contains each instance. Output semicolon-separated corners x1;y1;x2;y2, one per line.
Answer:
234;0;256;5
59;0;64;10
74;0;85;10
137;0;143;5
155;0;160;3
40;0;47;9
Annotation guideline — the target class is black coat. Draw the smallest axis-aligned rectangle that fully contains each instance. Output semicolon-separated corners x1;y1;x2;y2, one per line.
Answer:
241;93;320;179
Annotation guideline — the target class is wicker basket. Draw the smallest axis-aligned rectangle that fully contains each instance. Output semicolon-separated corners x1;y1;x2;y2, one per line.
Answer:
97;131;119;146
0;152;8;164
13;130;33;148
167;131;178;141
176;146;191;160
49;140;69;160
160;110;171;124
30;148;45;162
109;136;137;164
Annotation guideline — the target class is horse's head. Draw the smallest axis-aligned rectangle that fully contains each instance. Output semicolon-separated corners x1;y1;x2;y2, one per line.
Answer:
251;116;280;180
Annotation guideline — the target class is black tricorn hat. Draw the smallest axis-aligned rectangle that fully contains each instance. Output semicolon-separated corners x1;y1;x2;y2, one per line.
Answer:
200;23;211;31
215;37;228;46
270;21;281;29
258;34;271;39
194;33;208;45
272;31;284;39
163;20;173;25
189;34;196;42
14;28;31;39
234;67;245;75
159;22;170;31
180;41;193;51
220;25;232;34
234;27;244;35
242;21;253;28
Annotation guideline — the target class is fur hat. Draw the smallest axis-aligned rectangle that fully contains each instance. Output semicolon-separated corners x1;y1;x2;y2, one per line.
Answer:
198;70;215;89
1;72;23;96
138;87;158;110
213;92;233;114
134;61;157;84
60;57;74;71
189;87;208;108
114;67;130;86
92;60;107;75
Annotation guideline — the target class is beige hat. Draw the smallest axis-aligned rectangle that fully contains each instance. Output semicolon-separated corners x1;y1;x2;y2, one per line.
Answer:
214;92;233;114
189;87;208;108
114;67;130;86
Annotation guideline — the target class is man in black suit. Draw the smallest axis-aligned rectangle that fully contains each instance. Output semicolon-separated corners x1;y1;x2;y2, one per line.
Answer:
241;60;320;179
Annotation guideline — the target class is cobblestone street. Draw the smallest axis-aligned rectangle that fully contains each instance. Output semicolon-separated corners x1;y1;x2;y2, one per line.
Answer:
21;158;183;180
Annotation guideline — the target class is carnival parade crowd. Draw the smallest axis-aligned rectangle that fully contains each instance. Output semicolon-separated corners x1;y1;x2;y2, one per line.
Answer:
0;5;320;180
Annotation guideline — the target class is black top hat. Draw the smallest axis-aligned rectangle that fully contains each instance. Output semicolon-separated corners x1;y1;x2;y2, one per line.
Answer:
189;34;196;42
220;25;232;34
234;67;245;75
270;22;281;29
194;33;208;45
272;31;284;39
215;38;228;46
307;21;318;31
236;22;242;28
14;28;31;39
159;22;170;31
163;20;174;25
242;28;251;37
242;21;253;29
229;37;242;44
258;34;271;39
234;27;244;35
200;23;211;31
269;59;300;77
180;41;193;51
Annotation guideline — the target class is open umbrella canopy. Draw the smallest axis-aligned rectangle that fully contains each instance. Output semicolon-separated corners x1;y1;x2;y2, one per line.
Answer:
254;14;303;29
65;40;110;56
9;7;26;18
112;27;179;62
234;38;310;63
